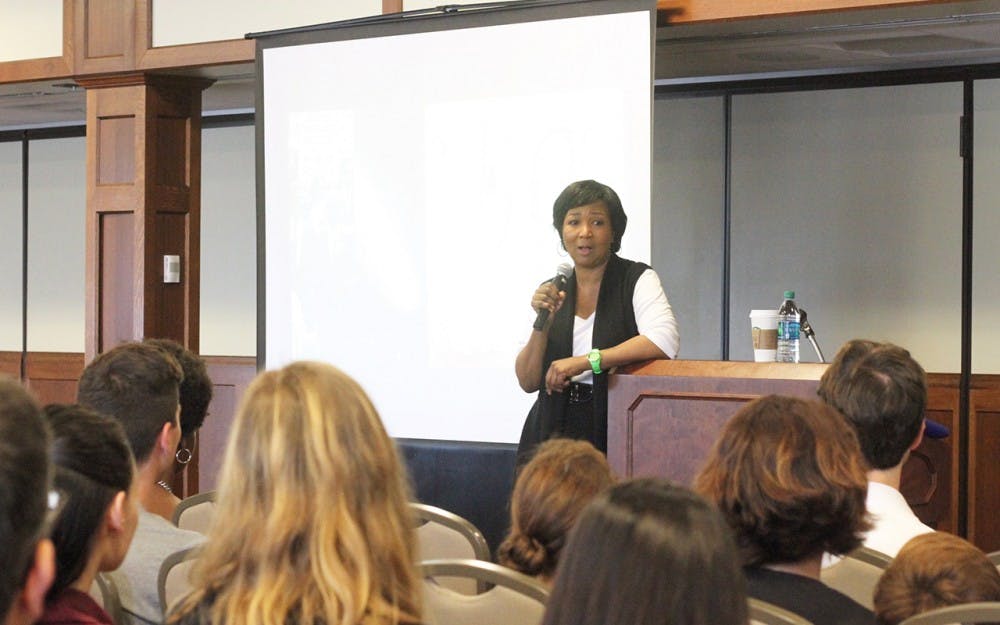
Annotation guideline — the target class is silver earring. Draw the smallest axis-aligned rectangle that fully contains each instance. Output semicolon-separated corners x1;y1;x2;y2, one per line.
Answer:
175;447;193;465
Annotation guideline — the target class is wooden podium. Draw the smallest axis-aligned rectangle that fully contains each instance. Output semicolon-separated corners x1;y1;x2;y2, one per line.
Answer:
607;360;957;533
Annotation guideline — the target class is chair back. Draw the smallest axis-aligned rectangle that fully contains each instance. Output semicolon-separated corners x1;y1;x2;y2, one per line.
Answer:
412;503;491;594
158;547;200;616
749;598;816;625
420;558;548;625
90;573;124;625
820;546;893;609
987;550;1000;568
897;601;1000;625
172;491;216;533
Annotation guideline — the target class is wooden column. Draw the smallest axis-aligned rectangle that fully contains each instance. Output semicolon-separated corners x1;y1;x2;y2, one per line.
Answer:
80;74;211;360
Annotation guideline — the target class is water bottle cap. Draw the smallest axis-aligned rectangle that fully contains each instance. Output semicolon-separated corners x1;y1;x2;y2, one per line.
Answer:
784;290;795;299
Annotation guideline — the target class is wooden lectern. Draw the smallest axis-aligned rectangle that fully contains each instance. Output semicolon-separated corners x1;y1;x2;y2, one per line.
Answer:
607;360;956;533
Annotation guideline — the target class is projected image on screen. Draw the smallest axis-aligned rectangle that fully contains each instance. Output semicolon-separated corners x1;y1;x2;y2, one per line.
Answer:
263;5;652;443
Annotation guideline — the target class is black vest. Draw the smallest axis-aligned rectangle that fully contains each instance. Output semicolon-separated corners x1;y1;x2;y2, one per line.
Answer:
518;254;648;461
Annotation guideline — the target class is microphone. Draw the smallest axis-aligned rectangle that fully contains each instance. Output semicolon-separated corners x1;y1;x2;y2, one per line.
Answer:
533;263;573;330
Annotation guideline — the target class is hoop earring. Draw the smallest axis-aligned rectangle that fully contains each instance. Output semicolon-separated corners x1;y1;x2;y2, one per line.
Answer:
175;447;193;465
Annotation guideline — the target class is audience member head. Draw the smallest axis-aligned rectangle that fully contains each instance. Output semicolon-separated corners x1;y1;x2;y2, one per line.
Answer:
0;378;54;625
142;338;213;442
874;532;1000;625
170;361;421;625
43;404;137;602
818;339;927;470
552;180;627;253
77;342;183;466
498;439;615;582
694;394;871;567
542;478;747;625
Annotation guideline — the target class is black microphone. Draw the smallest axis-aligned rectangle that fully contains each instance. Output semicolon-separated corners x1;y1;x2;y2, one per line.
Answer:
533;263;573;330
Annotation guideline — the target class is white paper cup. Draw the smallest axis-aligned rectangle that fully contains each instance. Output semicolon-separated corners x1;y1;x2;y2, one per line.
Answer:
749;310;778;362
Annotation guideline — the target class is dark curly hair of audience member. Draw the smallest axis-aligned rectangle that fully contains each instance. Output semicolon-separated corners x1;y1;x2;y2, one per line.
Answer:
874;532;1000;625
542;479;748;625
817;340;926;470
143;339;213;436
498;439;614;581
694;395;871;566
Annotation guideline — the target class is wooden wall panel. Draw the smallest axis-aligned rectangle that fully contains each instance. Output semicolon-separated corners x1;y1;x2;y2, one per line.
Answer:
902;375;959;533
969;377;1000;551
0;352;20;379
73;0;136;73
97;116;136;185
99;212;136;352
24;352;85;406
195;356;257;493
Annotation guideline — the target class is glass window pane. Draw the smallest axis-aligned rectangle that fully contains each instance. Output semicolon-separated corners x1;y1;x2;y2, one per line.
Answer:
729;83;963;371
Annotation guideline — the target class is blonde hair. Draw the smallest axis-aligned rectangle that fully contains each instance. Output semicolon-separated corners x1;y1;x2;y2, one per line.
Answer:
169;361;421;625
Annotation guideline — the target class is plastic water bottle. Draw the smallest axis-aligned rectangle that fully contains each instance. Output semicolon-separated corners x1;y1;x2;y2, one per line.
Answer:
776;291;801;363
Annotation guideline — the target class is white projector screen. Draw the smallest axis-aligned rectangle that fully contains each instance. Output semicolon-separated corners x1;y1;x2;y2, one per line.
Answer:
259;1;653;443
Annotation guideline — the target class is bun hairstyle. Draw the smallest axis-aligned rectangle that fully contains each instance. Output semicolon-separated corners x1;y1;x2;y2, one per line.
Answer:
498;439;614;580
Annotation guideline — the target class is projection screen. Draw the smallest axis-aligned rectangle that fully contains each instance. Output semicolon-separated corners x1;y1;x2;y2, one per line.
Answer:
256;0;654;443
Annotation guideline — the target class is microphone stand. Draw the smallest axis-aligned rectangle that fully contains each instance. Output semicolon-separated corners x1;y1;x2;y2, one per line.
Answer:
798;308;825;363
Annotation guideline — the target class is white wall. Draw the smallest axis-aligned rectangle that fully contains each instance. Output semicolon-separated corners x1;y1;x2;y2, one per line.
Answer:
0;142;22;351
152;0;382;47
652;96;725;360
200;124;256;357
728;83;963;372
0;1;61;62
26;136;85;352
973;79;1000;374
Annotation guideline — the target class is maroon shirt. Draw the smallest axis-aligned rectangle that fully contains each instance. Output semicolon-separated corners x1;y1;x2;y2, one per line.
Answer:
39;588;114;625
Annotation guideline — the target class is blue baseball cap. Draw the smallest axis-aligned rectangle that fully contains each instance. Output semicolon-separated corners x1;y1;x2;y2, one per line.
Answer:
924;418;949;439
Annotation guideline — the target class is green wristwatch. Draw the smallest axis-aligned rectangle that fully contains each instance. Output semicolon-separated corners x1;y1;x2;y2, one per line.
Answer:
587;349;603;375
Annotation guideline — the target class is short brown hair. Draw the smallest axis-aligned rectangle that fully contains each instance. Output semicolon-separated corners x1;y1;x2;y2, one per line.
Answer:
498;439;615;579
818;339;927;470
874;532;1000;625
694;395;871;567
77;342;183;462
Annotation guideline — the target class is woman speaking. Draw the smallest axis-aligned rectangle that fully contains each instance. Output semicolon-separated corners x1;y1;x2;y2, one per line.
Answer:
515;180;678;462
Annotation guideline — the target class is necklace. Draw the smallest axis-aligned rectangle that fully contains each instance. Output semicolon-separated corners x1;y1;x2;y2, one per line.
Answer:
156;479;174;495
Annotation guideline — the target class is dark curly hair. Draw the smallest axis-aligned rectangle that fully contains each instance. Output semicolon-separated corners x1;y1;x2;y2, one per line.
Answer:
498;439;614;580
552;180;628;253
694;395;871;567
817;339;926;470
144;338;213;436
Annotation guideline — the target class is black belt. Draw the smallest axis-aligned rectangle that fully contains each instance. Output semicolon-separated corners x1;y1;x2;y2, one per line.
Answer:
568;382;593;405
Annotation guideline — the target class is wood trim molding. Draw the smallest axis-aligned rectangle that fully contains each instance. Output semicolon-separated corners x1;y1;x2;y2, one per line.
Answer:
661;0;957;23
383;0;404;14
0;56;73;84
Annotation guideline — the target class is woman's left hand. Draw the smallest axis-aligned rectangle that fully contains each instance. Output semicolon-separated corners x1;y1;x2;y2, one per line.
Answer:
545;356;590;394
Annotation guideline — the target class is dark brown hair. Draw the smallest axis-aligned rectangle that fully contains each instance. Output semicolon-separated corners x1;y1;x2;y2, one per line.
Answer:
498;439;614;580
817;339;927;470
143;338;213;436
0;379;50;621
542;479;748;625
77;342;183;462
44;404;134;602
874;532;1000;625
694;395;871;567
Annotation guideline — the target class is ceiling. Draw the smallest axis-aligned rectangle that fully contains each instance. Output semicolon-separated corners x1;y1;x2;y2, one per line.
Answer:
6;1;1000;129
